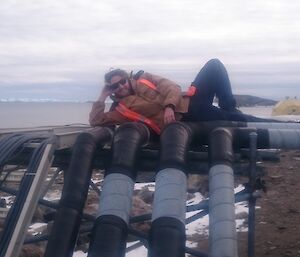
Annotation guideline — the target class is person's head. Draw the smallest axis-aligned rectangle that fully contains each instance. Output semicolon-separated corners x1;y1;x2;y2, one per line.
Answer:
104;69;132;98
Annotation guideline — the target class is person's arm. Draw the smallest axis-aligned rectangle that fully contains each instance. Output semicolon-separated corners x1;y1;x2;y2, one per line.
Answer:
89;86;127;126
142;73;182;124
163;105;176;124
146;73;182;108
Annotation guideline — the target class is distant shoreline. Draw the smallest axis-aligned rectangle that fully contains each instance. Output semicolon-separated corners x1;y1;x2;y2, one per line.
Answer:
233;95;277;107
0;101;94;104
0;95;277;107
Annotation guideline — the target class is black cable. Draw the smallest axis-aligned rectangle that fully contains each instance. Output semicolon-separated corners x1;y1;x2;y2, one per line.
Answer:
0;134;47;163
1;141;47;252
0;134;48;181
0;165;22;188
0;137;51;257
0;134;22;160
0;141;46;255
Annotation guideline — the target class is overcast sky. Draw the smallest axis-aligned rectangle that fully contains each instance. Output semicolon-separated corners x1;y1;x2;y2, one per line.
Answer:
1;0;300;101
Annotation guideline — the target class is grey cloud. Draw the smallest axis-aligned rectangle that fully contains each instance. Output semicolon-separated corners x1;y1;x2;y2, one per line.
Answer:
0;0;299;101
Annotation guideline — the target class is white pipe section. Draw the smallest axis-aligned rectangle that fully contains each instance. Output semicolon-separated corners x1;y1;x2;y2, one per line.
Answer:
152;168;187;224
209;164;237;257
247;122;300;130
97;173;134;224
268;129;300;149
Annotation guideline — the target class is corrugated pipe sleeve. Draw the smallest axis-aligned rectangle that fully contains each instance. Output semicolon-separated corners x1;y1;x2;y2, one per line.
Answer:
149;122;192;257
44;127;113;257
88;122;150;257
209;128;237;257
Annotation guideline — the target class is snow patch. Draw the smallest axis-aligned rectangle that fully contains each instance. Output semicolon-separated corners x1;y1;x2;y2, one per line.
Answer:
73;251;87;257
28;222;48;235
1;196;14;208
134;182;155;191
187;192;204;205
43;189;62;201
126;241;148;257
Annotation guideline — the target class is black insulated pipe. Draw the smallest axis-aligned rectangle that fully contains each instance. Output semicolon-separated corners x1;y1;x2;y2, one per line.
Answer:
88;122;150;257
185;122;271;149
150;217;186;257
108;122;150;179
44;127;112;257
209;127;234;166
232;128;269;149
158;121;193;172
149;122;192;257
88;215;128;257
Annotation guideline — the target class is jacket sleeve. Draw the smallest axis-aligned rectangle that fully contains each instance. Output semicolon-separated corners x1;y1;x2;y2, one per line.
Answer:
89;101;129;126
143;72;182;109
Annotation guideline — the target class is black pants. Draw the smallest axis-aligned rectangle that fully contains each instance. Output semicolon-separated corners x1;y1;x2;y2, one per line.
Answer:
183;59;274;122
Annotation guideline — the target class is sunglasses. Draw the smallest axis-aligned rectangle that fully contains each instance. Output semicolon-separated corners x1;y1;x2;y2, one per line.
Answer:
109;78;127;90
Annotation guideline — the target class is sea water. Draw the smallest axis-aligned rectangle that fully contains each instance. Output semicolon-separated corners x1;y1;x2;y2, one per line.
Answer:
0;102;92;129
0;102;282;129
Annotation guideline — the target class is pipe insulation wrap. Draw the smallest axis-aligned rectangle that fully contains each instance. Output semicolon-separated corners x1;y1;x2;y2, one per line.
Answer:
98;173;135;224
88;215;127;257
209;164;237;257
149;217;186;257
110;122;150;177
232;128;270;149
60;133;99;210
152;168;187;224
248;122;300;130
43;208;81;257
268;129;300;149
209;128;234;165
159;122;192;171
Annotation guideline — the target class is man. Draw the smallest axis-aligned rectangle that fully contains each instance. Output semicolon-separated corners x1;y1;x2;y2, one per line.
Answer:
89;59;271;134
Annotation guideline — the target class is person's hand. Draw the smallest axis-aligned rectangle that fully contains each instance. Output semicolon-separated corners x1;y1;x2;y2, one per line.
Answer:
98;85;114;102
164;106;176;125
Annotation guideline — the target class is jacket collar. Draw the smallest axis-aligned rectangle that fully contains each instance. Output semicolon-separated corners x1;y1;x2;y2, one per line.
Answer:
130;78;137;93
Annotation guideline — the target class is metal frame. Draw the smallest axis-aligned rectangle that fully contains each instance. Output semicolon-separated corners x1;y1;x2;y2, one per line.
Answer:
4;142;56;257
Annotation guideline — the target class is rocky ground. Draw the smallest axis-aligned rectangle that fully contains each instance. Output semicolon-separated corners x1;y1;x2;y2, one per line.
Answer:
1;150;300;257
239;150;300;257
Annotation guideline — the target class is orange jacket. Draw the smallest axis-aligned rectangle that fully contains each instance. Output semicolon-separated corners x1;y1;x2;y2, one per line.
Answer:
89;72;190;131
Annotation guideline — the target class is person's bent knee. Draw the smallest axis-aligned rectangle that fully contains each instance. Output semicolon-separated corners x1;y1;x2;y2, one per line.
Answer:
206;58;223;67
203;58;228;76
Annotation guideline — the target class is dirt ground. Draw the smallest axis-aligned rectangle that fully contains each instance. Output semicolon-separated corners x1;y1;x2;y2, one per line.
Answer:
239;150;300;257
